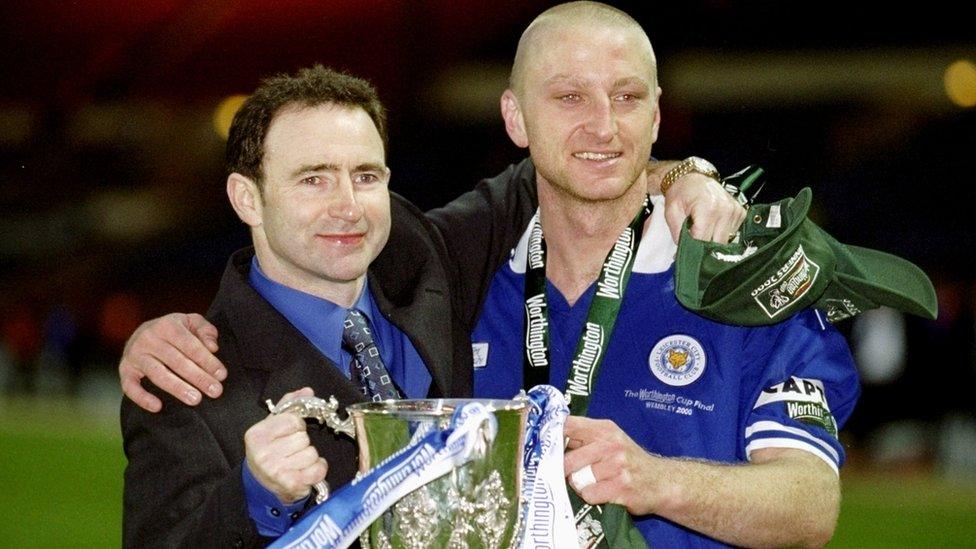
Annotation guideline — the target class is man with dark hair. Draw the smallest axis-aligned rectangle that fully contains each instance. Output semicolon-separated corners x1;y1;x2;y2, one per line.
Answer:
226;65;389;182
121;65;518;547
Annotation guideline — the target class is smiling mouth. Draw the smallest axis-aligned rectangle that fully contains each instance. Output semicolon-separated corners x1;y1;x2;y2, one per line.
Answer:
573;151;621;161
317;233;365;245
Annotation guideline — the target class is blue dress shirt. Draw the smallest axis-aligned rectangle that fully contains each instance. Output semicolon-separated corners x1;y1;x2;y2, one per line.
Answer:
242;256;431;535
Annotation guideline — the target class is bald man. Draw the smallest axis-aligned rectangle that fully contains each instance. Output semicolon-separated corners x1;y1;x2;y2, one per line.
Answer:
471;2;858;547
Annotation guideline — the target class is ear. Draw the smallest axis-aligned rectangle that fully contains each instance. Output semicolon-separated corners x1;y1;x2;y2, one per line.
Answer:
500;89;529;149
650;85;662;144
226;173;263;227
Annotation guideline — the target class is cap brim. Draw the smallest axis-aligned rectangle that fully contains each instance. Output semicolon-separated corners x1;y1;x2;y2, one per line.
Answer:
830;245;938;320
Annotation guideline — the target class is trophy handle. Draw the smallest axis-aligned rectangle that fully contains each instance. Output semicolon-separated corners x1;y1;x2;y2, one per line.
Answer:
265;395;357;503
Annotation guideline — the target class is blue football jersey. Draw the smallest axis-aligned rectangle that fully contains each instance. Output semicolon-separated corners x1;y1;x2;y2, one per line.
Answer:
471;201;860;547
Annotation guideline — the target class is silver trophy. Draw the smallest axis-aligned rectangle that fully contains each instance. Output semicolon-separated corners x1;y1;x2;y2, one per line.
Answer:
269;396;530;549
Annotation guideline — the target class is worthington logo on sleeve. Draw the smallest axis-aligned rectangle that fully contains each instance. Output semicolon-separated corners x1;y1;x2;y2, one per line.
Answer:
595;228;635;300
750;245;820;319
754;376;837;437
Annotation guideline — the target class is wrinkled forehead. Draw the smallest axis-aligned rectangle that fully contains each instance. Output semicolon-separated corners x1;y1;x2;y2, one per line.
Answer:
263;103;387;172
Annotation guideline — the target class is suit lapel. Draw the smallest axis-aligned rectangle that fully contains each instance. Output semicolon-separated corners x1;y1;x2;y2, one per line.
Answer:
372;280;454;398
370;196;458;398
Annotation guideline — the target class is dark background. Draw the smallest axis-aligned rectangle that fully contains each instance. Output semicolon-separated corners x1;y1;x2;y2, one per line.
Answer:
1;0;974;472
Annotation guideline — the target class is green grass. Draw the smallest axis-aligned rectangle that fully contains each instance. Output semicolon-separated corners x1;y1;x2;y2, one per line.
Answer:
0;398;124;548
830;473;976;548
2;397;975;547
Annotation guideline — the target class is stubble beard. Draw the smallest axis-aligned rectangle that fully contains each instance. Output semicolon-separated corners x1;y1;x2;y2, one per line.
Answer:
536;162;644;208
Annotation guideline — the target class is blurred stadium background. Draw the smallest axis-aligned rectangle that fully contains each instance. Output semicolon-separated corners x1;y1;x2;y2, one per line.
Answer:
1;0;974;546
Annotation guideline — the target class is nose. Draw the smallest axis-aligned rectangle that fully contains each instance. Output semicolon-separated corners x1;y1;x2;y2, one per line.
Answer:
583;97;617;141
327;177;365;222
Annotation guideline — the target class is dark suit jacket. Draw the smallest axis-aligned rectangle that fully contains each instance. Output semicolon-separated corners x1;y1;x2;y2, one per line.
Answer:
121;162;538;548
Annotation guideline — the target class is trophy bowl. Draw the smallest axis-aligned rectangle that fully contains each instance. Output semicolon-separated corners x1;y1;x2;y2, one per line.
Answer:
347;398;529;549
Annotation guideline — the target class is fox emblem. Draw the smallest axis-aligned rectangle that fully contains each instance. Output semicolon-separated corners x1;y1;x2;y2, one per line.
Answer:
667;348;689;371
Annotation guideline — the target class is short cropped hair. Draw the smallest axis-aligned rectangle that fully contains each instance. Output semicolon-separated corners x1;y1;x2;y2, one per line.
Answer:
509;1;655;95
226;64;388;184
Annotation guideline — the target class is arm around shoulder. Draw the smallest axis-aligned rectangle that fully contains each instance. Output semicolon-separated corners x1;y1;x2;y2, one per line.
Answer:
424;158;539;326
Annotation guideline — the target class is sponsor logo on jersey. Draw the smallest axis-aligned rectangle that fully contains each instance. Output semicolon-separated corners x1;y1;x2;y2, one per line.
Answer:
648;335;706;387
471;342;489;369
754;376;838;436
624;388;676;404
750;245;821;319
786;401;837;436
623;388;715;416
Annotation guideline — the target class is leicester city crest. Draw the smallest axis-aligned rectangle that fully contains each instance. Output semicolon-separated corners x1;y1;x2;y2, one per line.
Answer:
649;335;706;387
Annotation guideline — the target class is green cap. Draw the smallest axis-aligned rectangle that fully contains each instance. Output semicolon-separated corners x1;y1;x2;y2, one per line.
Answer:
674;187;938;326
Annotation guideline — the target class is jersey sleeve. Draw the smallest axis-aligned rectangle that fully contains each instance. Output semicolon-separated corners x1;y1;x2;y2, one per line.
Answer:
742;309;861;473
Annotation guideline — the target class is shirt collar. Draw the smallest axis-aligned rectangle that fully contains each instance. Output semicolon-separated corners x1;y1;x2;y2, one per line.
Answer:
507;194;676;274
248;256;373;365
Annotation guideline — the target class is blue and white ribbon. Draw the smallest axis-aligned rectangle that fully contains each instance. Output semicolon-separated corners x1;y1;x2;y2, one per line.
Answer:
270;402;496;549
519;385;577;548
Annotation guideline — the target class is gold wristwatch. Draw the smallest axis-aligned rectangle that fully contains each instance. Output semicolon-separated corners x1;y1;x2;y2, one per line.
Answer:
660;156;720;195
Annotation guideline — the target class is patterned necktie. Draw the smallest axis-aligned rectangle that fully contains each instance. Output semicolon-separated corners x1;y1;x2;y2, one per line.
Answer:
341;308;401;401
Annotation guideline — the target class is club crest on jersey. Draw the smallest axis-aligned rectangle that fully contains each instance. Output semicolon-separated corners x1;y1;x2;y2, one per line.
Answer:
648;335;706;386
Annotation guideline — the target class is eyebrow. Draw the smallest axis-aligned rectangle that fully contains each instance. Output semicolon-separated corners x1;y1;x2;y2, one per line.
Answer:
355;162;388;174
289;162;387;179
290;163;337;179
543;74;587;87
542;74;651;89
613;76;650;89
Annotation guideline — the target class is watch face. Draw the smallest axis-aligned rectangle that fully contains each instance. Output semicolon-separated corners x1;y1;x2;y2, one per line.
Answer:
690;157;718;175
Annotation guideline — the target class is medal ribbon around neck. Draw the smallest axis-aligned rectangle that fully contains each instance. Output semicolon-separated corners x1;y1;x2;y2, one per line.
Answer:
521;195;652;416
521;195;653;549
